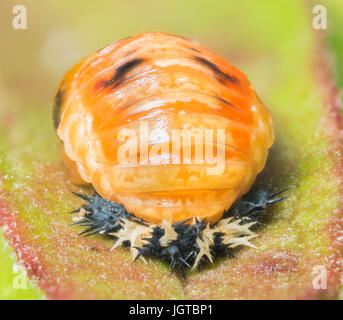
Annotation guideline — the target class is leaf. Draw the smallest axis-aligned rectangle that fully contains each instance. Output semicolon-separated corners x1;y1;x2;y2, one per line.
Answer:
0;0;342;299
0;230;43;299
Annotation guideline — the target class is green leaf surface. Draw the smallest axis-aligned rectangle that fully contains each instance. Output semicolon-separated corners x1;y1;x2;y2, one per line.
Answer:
0;0;342;299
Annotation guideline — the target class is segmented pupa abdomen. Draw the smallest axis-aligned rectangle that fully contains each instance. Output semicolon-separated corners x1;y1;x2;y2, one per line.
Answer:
54;32;273;224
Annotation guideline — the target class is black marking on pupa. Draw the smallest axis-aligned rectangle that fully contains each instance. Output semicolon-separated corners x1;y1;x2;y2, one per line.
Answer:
193;56;241;87
100;58;144;89
213;95;243;112
52;89;64;130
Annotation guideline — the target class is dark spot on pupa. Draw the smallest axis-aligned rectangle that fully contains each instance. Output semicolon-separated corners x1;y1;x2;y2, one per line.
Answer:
100;58;144;89
213;95;247;118
190;47;201;53
193;56;241;87
214;95;239;110
52;89;64;130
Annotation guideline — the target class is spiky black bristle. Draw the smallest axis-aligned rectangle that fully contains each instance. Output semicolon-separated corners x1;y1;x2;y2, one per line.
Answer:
70;183;286;277
225;183;287;222
71;192;131;235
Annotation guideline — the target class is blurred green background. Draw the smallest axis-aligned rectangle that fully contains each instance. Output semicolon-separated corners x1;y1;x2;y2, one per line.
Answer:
0;0;342;299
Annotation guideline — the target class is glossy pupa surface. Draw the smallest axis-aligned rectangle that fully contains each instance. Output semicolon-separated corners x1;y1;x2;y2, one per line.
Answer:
54;32;274;224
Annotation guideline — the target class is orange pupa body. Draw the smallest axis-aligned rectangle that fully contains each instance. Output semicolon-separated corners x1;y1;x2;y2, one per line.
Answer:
54;32;274;224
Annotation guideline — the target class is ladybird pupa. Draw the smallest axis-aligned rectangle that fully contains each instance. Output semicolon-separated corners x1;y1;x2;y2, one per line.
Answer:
54;32;274;225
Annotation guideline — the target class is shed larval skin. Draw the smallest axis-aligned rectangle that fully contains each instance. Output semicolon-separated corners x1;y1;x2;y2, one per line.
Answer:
54;32;274;224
